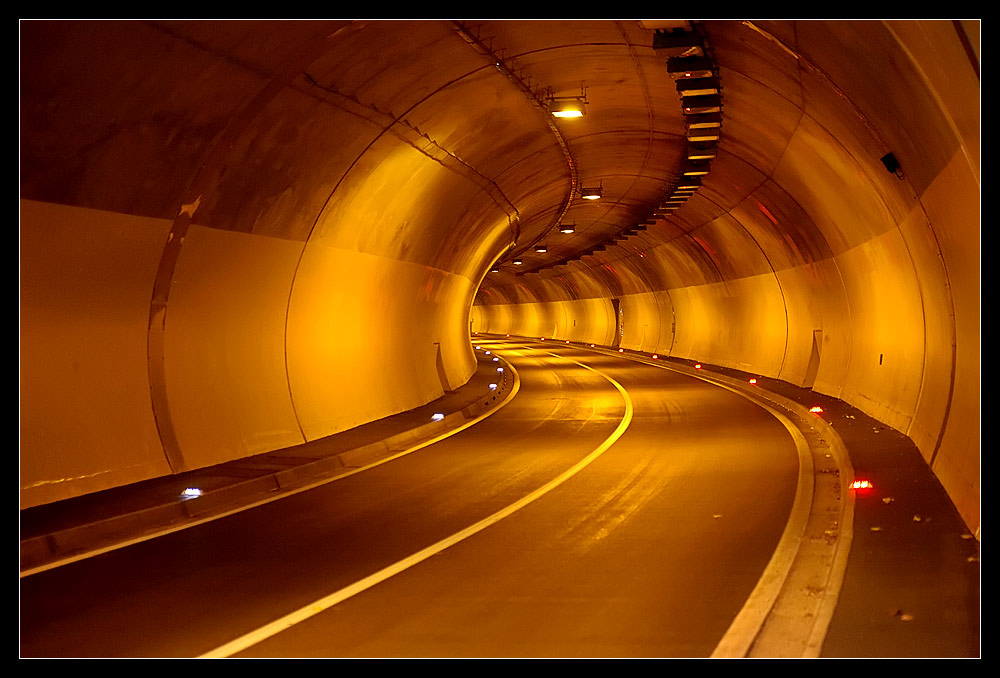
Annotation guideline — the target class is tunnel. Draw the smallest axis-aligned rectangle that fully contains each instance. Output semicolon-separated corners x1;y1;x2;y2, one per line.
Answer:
19;20;980;657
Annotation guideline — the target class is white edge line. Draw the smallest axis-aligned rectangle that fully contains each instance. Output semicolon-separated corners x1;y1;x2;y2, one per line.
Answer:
549;344;832;657
199;349;634;659
705;382;814;658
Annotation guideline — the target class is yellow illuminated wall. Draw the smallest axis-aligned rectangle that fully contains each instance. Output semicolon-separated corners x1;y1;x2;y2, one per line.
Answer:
474;22;980;532
20;201;171;503
19;21;978;537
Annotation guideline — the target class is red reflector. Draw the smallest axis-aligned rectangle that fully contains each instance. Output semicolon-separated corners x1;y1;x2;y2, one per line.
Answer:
851;479;874;490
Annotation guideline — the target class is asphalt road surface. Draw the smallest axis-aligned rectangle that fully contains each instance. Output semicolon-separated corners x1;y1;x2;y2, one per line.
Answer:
20;341;800;658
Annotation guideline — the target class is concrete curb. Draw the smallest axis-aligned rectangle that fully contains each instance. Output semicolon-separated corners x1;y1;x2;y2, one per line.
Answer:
20;352;516;574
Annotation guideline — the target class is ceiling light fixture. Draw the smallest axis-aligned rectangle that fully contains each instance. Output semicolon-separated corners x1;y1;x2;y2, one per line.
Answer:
676;77;719;97
559;223;576;234
652;25;703;57
548;85;588;118
688;130;720;142
580;183;603;200
687;143;717;160
683;162;711;176
682;94;722;115
685;112;722;129
667;55;715;79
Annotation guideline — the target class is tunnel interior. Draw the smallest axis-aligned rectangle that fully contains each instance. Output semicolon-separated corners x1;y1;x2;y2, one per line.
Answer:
19;20;980;536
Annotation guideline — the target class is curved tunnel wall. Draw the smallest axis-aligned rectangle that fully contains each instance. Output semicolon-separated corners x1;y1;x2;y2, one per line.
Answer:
20;21;979;536
19;20;537;506
473;21;980;532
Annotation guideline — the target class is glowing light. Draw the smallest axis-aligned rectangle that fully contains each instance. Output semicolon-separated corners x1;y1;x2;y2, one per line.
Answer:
549;95;586;118
431;413;445;421
652;354;658;359
489;383;498;390
181;487;202;499
809;406;824;414
619;348;624;353
688;131;720;142
492;357;499;362
749;378;757;384
851;479;874;490
496;367;504;373
694;364;702;369
485;351;491;355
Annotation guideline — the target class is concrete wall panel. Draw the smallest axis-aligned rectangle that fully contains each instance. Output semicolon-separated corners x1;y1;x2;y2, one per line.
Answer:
912;148;981;532
618;291;671;354
20;200;170;508
286;242;475;442
772;260;851;392
666;275;788;377
834;230;926;433
162;226;306;470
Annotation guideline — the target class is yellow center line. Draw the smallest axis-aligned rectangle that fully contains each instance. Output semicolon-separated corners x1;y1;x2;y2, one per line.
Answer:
200;348;634;659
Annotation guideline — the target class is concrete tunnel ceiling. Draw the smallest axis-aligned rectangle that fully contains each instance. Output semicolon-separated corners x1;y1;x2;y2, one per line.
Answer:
19;20;980;535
